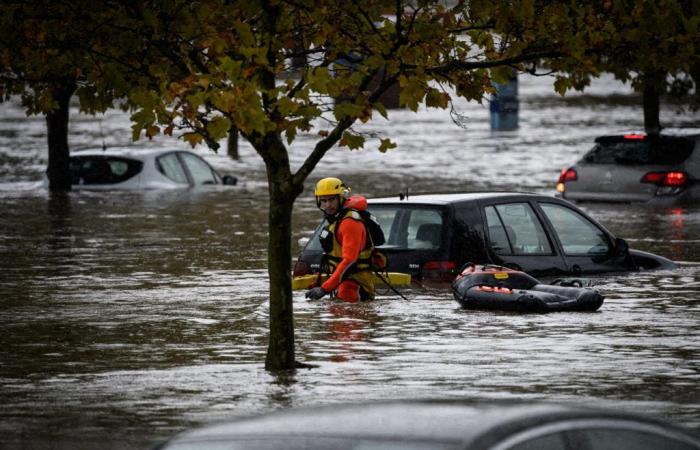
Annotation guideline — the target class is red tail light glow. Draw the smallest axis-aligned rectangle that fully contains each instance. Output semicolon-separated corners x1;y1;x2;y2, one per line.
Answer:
641;171;688;187
557;168;578;183
422;260;457;282
665;172;687;187
292;261;310;277
624;133;646;140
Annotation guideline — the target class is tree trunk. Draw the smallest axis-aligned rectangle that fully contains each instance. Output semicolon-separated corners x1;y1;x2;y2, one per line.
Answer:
258;132;303;371
227;125;239;160
45;81;77;192
643;74;662;135
264;185;296;371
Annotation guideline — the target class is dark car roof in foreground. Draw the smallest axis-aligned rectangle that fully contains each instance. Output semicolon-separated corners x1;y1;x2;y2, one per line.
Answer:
368;191;550;205
163;399;699;448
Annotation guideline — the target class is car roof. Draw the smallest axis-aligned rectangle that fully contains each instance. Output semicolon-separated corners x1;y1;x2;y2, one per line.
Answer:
594;130;700;141
164;399;698;447
70;147;191;159
368;191;550;205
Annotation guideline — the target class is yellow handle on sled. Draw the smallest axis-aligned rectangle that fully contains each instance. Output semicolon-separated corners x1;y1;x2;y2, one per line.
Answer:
292;272;411;290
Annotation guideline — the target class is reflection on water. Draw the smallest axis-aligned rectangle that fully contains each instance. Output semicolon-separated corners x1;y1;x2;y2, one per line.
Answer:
1;74;699;449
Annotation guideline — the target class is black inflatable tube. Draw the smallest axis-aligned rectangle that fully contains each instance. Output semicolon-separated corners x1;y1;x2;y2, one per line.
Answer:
452;265;604;313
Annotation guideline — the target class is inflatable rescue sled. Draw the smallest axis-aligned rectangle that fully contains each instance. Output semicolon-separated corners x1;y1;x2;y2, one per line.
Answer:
452;264;604;312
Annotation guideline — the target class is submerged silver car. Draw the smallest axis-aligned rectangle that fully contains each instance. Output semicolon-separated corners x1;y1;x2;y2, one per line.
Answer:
557;131;699;204
154;400;700;450
50;147;237;190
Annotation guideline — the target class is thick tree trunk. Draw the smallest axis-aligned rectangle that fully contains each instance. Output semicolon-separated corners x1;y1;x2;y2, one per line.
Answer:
258;132;303;372
643;74;662;135
264;186;297;371
45;81;77;192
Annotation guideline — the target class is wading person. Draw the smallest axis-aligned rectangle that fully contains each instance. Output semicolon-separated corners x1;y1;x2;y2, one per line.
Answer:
305;177;383;302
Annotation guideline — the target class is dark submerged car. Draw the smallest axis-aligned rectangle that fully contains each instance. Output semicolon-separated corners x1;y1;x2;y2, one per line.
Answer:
293;192;675;282
155;399;700;450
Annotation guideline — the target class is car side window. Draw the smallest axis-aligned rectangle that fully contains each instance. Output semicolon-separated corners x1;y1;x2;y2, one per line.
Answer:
180;152;218;185
157;153;189;184
73;157;142;185
406;209;443;249
540;203;610;256
485;203;552;255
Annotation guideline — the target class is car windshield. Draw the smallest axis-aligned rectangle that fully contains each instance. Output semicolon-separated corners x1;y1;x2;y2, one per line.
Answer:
305;205;445;251
70;156;142;185
582;136;694;165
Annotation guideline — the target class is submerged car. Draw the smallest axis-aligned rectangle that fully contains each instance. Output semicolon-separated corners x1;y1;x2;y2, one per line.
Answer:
556;131;700;204
155;399;700;450
54;147;237;190
293;192;675;282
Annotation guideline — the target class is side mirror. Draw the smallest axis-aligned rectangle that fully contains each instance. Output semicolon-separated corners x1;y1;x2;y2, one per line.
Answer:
613;237;629;258
222;175;238;186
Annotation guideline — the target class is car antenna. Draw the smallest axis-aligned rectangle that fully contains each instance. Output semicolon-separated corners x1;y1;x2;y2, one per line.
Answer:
99;119;107;151
399;188;409;201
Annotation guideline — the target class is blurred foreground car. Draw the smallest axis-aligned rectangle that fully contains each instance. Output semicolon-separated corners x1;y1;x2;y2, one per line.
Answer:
557;131;699;204
155;400;700;450
293;192;675;282
47;147;237;190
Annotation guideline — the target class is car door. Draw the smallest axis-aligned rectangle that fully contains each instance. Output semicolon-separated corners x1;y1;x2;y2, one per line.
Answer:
156;152;190;185
481;200;568;277
536;201;628;274
370;204;450;280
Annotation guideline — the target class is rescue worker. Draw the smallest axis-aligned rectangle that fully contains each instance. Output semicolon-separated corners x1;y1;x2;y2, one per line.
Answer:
305;177;377;302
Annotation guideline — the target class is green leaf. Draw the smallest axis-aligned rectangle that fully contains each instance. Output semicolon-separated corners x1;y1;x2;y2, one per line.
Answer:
378;138;397;153
206;116;232;141
339;132;365;149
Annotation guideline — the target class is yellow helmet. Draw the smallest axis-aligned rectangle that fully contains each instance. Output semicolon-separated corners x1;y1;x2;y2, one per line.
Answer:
314;177;350;198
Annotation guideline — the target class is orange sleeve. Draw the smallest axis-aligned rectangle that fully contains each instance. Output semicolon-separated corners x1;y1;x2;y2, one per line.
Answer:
322;218;366;292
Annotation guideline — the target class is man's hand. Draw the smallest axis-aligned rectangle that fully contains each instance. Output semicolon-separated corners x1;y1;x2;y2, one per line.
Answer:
305;286;327;300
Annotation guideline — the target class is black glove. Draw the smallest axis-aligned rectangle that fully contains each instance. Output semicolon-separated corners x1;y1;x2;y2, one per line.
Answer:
305;286;327;300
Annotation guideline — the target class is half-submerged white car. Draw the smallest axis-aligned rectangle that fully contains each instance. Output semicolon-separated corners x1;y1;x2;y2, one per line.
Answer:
55;147;237;190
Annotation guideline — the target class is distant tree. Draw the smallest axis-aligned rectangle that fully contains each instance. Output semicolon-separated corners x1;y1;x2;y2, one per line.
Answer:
0;2;129;191
548;0;700;133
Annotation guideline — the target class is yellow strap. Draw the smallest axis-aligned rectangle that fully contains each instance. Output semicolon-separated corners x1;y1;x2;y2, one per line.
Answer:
292;273;411;290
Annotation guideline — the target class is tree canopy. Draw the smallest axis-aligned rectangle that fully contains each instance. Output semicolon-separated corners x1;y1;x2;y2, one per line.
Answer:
2;0;699;370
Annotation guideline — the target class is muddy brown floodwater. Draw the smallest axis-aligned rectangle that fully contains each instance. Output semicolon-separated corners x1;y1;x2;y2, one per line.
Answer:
1;74;698;449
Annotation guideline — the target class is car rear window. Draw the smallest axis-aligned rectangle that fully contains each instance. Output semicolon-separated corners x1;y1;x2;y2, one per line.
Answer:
371;205;444;250
70;156;142;185
305;205;445;251
582;136;695;165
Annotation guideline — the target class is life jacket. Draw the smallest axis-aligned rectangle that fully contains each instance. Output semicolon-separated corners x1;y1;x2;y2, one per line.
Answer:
319;196;386;298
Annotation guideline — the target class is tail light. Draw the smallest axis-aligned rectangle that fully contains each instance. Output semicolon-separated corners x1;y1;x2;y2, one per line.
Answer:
624;133;646;140
421;260;456;282
556;167;577;193
641;171;688;187
292;261;310;277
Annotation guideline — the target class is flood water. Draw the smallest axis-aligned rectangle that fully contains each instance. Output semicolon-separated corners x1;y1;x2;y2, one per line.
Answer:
1;74;699;449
